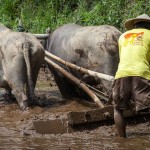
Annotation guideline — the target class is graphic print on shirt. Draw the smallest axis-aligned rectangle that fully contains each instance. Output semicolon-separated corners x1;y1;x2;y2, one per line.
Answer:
123;32;144;47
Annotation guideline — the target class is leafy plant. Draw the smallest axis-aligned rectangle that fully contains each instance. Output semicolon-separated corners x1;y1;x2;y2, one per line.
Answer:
0;0;149;33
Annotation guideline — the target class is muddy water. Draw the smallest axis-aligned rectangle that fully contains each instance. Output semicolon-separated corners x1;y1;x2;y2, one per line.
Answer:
0;79;150;149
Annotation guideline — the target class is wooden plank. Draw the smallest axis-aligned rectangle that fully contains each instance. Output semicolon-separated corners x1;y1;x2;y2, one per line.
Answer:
68;105;113;125
67;105;150;125
33;106;150;134
33;118;74;134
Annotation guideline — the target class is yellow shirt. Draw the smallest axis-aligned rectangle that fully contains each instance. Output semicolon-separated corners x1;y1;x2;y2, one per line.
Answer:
115;28;150;80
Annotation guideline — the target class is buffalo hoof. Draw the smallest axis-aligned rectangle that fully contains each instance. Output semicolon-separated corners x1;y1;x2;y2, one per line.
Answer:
20;100;29;111
3;93;16;102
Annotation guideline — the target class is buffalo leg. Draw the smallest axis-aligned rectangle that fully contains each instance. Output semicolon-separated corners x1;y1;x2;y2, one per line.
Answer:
52;68;79;99
4;56;28;110
4;86;14;102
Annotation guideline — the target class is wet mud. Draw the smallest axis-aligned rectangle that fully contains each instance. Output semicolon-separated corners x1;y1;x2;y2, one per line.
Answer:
0;69;150;149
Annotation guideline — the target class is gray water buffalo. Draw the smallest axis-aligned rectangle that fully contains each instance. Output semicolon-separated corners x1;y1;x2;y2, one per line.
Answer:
47;23;121;100
0;24;45;110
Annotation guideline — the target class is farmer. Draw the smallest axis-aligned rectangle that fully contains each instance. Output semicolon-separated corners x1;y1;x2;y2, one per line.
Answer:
112;14;150;138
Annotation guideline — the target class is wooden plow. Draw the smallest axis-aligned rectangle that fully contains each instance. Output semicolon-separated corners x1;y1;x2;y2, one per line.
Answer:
33;34;150;134
44;51;113;108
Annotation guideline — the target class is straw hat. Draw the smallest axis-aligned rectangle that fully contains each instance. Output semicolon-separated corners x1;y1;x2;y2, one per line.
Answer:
124;14;150;30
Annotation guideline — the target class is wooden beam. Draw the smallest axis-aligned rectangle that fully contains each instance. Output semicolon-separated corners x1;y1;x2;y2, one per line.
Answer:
34;34;49;39
45;51;114;82
45;57;104;108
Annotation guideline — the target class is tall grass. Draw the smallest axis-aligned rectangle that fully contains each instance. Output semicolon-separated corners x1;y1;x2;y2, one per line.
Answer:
0;0;149;33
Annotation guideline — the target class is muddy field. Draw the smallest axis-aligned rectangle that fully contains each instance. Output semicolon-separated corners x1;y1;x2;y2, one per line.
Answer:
0;68;150;150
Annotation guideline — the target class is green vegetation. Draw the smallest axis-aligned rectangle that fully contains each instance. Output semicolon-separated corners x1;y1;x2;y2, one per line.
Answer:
0;0;149;33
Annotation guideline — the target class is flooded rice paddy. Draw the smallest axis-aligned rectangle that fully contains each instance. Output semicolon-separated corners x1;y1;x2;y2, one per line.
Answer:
0;70;149;150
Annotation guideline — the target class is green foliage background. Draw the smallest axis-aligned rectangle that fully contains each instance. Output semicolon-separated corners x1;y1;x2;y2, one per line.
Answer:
0;0;149;33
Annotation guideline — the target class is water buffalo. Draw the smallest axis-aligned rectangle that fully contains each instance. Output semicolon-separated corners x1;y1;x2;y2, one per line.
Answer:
0;24;45;110
46;23;121;100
